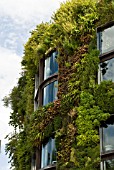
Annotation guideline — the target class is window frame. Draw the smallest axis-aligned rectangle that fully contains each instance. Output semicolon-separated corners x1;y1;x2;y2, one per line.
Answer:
97;20;114;62
42;80;58;106
41;137;57;169
34;49;58;170
44;51;58;81
100;115;114;160
97;21;114;169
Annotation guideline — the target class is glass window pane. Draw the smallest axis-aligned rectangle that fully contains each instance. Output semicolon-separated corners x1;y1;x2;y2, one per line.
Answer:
100;25;114;54
43;81;58;106
41;138;56;168
47;139;51;165
100;57;114;82
101;159;114;170
44;51;58;80
41;142;48;168
102;124;114;152
41;144;45;168
51;138;56;163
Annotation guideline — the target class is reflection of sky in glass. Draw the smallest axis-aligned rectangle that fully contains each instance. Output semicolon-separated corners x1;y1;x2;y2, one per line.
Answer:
44;51;58;80
43;81;58;106
101;57;114;82
103;124;114;152
41;138;56;168
101;159;114;170
101;25;114;54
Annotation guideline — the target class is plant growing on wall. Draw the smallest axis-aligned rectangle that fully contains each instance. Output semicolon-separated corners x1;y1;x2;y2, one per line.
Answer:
4;0;114;169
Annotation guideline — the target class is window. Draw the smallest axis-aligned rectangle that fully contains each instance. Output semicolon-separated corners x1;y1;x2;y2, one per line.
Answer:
97;21;114;170
97;21;114;55
102;124;114;152
41;138;56;168
100;57;114;81
101;159;114;170
44;51;58;80
99;25;114;54
31;153;36;170
40;51;58;169
100;116;114;170
100;115;114;152
34;50;58;169
43;81;58;106
34;74;39;111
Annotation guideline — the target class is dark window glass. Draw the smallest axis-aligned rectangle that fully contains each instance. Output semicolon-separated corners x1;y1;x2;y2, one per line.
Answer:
41;138;56;168
100;57;114;81
35;74;39;94
44;51;58;80
34;100;38;111
98;23;114;170
31;153;36;170
43;81;58;106
101;159;114;170
102;124;114;152
99;25;114;54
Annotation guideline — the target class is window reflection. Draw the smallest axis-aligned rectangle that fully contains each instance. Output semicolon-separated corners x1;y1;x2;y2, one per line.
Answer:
98;23;114;170
101;159;114;170
41;51;58;168
101;57;114;82
41;138;56;168
31;153;36;170
43;81;58;106
100;25;114;54
44;51;58;80
102;124;114;152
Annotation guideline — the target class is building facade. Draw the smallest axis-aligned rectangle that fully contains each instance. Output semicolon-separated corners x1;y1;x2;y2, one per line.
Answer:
5;1;114;170
32;21;114;170
97;21;114;170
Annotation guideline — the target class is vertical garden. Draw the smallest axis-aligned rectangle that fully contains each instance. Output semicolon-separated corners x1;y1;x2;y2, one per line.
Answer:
4;0;114;169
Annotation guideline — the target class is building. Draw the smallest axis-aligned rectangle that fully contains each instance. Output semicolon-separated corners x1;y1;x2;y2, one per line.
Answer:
31;20;114;170
5;1;114;170
97;21;114;170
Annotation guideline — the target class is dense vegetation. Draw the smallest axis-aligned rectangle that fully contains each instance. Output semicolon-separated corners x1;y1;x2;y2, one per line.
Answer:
3;0;114;169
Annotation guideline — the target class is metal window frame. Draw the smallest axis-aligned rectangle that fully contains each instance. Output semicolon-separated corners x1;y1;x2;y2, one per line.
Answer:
97;21;114;170
34;50;58;170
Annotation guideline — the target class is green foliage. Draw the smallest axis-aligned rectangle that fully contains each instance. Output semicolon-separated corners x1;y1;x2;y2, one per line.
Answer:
95;81;114;114
74;91;109;169
4;0;114;169
5;131;31;170
3;73;27;129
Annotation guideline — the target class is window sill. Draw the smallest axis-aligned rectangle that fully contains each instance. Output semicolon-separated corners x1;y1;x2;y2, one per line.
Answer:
99;49;114;62
101;149;114;161
97;20;114;32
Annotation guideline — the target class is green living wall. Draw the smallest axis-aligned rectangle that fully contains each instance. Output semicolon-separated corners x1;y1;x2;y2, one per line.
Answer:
4;0;114;169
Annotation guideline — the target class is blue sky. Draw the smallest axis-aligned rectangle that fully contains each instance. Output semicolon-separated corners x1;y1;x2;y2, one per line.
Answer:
0;0;65;169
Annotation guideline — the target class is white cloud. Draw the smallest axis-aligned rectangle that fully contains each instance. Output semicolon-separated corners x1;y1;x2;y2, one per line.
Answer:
0;0;66;55
0;46;21;99
0;0;66;24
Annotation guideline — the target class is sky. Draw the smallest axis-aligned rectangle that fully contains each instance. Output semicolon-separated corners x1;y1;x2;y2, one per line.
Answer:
0;0;66;169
